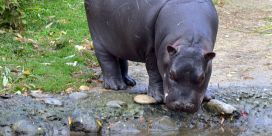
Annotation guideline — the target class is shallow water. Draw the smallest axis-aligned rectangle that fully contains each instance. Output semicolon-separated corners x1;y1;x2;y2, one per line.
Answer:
0;86;272;135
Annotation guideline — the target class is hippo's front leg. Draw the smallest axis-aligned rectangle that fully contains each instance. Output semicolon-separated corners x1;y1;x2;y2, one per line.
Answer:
94;41;127;90
145;52;164;103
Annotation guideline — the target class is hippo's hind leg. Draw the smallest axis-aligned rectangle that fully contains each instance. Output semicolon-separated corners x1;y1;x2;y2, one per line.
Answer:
145;52;164;103
94;42;127;90
119;59;136;86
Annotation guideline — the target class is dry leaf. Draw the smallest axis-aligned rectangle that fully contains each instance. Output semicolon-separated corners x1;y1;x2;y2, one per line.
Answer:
23;70;31;76
79;85;90;91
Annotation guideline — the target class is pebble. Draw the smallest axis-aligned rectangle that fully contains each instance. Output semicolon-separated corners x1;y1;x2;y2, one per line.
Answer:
70;111;100;133
12;120;44;136
150;116;178;132
42;98;63;106
106;100;127;108
134;94;156;104
109;121;140;134
79;86;90;91
0;126;13;136
50;126;70;136
30;90;52;98
0;94;12;99
204;99;237;114
69;92;88;101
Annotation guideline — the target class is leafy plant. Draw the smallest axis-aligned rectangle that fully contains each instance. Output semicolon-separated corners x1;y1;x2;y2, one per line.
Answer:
0;0;26;29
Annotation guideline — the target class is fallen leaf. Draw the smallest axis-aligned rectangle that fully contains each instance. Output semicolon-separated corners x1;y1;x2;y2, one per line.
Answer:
64;54;75;59
41;63;51;66
242;76;254;80
65;87;75;93
241;111;249;117
96;120;102;127
75;45;85;51
68;116;72;125
15;33;23;38
23;70;31;76
66;61;78;67
220;117;225;125
79;85;90;91
0;30;6;34
45;22;54;29
2;75;8;87
14;34;40;49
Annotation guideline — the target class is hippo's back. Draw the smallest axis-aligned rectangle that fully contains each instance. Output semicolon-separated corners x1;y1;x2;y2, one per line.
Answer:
85;0;168;62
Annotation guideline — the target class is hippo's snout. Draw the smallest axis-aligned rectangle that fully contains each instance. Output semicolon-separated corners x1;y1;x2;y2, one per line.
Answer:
166;101;197;113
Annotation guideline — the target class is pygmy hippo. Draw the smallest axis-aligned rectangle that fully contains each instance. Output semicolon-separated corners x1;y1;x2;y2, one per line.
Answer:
85;0;218;113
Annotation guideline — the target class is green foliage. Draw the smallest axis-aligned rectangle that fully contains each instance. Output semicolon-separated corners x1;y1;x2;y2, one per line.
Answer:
0;0;26;29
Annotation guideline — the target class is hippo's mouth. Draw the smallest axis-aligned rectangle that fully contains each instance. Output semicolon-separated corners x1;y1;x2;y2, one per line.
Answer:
165;101;198;113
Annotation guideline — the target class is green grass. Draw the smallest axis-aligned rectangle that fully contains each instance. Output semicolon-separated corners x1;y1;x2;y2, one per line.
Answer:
0;0;98;93
256;17;272;34
212;0;225;6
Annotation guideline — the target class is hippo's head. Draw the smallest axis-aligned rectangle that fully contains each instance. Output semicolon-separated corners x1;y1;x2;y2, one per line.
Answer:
163;44;215;113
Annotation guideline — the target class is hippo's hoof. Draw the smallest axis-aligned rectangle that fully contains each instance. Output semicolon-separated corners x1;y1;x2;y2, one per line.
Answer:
103;77;127;90
123;75;136;86
147;87;164;103
203;94;215;103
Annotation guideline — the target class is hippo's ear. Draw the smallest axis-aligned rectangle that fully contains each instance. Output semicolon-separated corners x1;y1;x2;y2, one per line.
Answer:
167;45;179;56
204;52;216;60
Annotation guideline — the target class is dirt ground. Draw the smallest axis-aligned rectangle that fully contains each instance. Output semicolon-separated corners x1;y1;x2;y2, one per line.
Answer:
210;0;272;87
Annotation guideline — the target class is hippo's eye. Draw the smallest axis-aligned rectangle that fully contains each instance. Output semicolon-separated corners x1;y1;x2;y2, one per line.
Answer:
198;74;205;83
192;73;205;85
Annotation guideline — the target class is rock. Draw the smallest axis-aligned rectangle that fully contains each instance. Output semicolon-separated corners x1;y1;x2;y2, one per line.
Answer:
0;126;13;136
109;121;140;134
14;91;22;95
79;86;90;91
12;120;44;136
0;94;12;99
106;100;127;108
30;90;52;98
69;92;88;101
204;99;237;114
70;111;100;133
150;116;178;132
50;126;70;136
42;98;63;106
134;95;156;104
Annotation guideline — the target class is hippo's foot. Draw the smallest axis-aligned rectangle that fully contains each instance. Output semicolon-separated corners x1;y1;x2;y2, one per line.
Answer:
147;85;164;103
103;77;127;90
123;75;136;86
